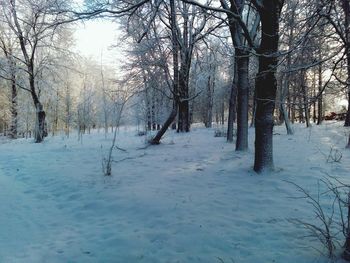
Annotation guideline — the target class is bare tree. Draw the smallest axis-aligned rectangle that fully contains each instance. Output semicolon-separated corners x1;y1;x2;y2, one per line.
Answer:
0;29;18;138
1;0;70;142
252;0;284;173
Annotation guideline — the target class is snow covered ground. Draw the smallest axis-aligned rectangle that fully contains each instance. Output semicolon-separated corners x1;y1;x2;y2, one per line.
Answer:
1;122;350;263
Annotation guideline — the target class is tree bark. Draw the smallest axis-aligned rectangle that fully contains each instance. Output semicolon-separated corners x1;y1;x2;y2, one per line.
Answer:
205;75;214;128
301;71;311;128
9;73;17;139
280;75;294;135
253;0;284;173
34;102;47;143
317;55;323;125
227;68;238;142
177;56;191;132
150;108;177;144
236;49;249;151
342;0;350;127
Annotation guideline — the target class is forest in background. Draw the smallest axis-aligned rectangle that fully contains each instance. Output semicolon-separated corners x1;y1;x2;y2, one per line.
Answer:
0;0;349;170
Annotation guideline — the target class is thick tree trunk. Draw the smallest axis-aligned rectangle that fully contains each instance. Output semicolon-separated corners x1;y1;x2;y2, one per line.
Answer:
34;102;47;143
236;49;249;151
342;2;350;257
178;99;190;132
227;71;237;142
30;74;47;143
342;191;350;261
343;0;350;127
177;60;191;132
253;0;284;173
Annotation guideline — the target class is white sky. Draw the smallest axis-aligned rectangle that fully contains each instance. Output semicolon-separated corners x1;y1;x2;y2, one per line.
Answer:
73;20;123;68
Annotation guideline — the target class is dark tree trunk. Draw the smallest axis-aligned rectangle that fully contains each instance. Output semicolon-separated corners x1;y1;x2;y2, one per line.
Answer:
298;94;304;123
317;57;323;125
221;99;225;125
225;0;248;144
30;74;47;143
343;0;350;257
150;109;177;144
312;70;317;123
34;102;47;143
343;0;350;127
9;74;17;139
205;75;214;128
177;58;191;132
53;90;59;136
227;70;238;142
253;0;284;173
250;88;256;128
291;85;296;123
342;191;350;261
176;5;192;133
178;99;190;132
236;49;249;151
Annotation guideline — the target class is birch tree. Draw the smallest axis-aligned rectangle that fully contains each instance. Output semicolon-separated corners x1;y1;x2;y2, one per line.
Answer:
1;0;70;142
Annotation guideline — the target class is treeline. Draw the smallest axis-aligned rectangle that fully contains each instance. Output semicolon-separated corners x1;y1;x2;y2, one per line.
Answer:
0;0;349;173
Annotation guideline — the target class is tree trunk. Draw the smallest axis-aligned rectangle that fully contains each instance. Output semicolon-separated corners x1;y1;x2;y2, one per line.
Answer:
9;74;17;139
34;102;47;143
312;70;317;123
280;75;294;135
205;75;213;128
236;49;249;151
177;61;191;132
291;85;296;123
317;56;323;125
150;109;177;144
250;88;256;128
254;0;284;173
221;98;225;125
65;84;71;137
301;71;311;128
178;99;190;132
343;0;350;127
227;70;238;142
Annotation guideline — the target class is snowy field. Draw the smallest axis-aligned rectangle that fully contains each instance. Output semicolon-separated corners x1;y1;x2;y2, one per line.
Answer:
1;122;350;263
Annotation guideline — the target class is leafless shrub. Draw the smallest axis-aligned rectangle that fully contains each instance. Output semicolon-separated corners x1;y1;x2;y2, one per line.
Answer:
287;177;350;261
287;180;339;259
317;146;342;163
326;147;342;163
322;177;350;261
102;156;112;176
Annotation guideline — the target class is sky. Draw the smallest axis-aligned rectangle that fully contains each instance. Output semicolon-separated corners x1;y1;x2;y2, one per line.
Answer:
73;19;123;68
